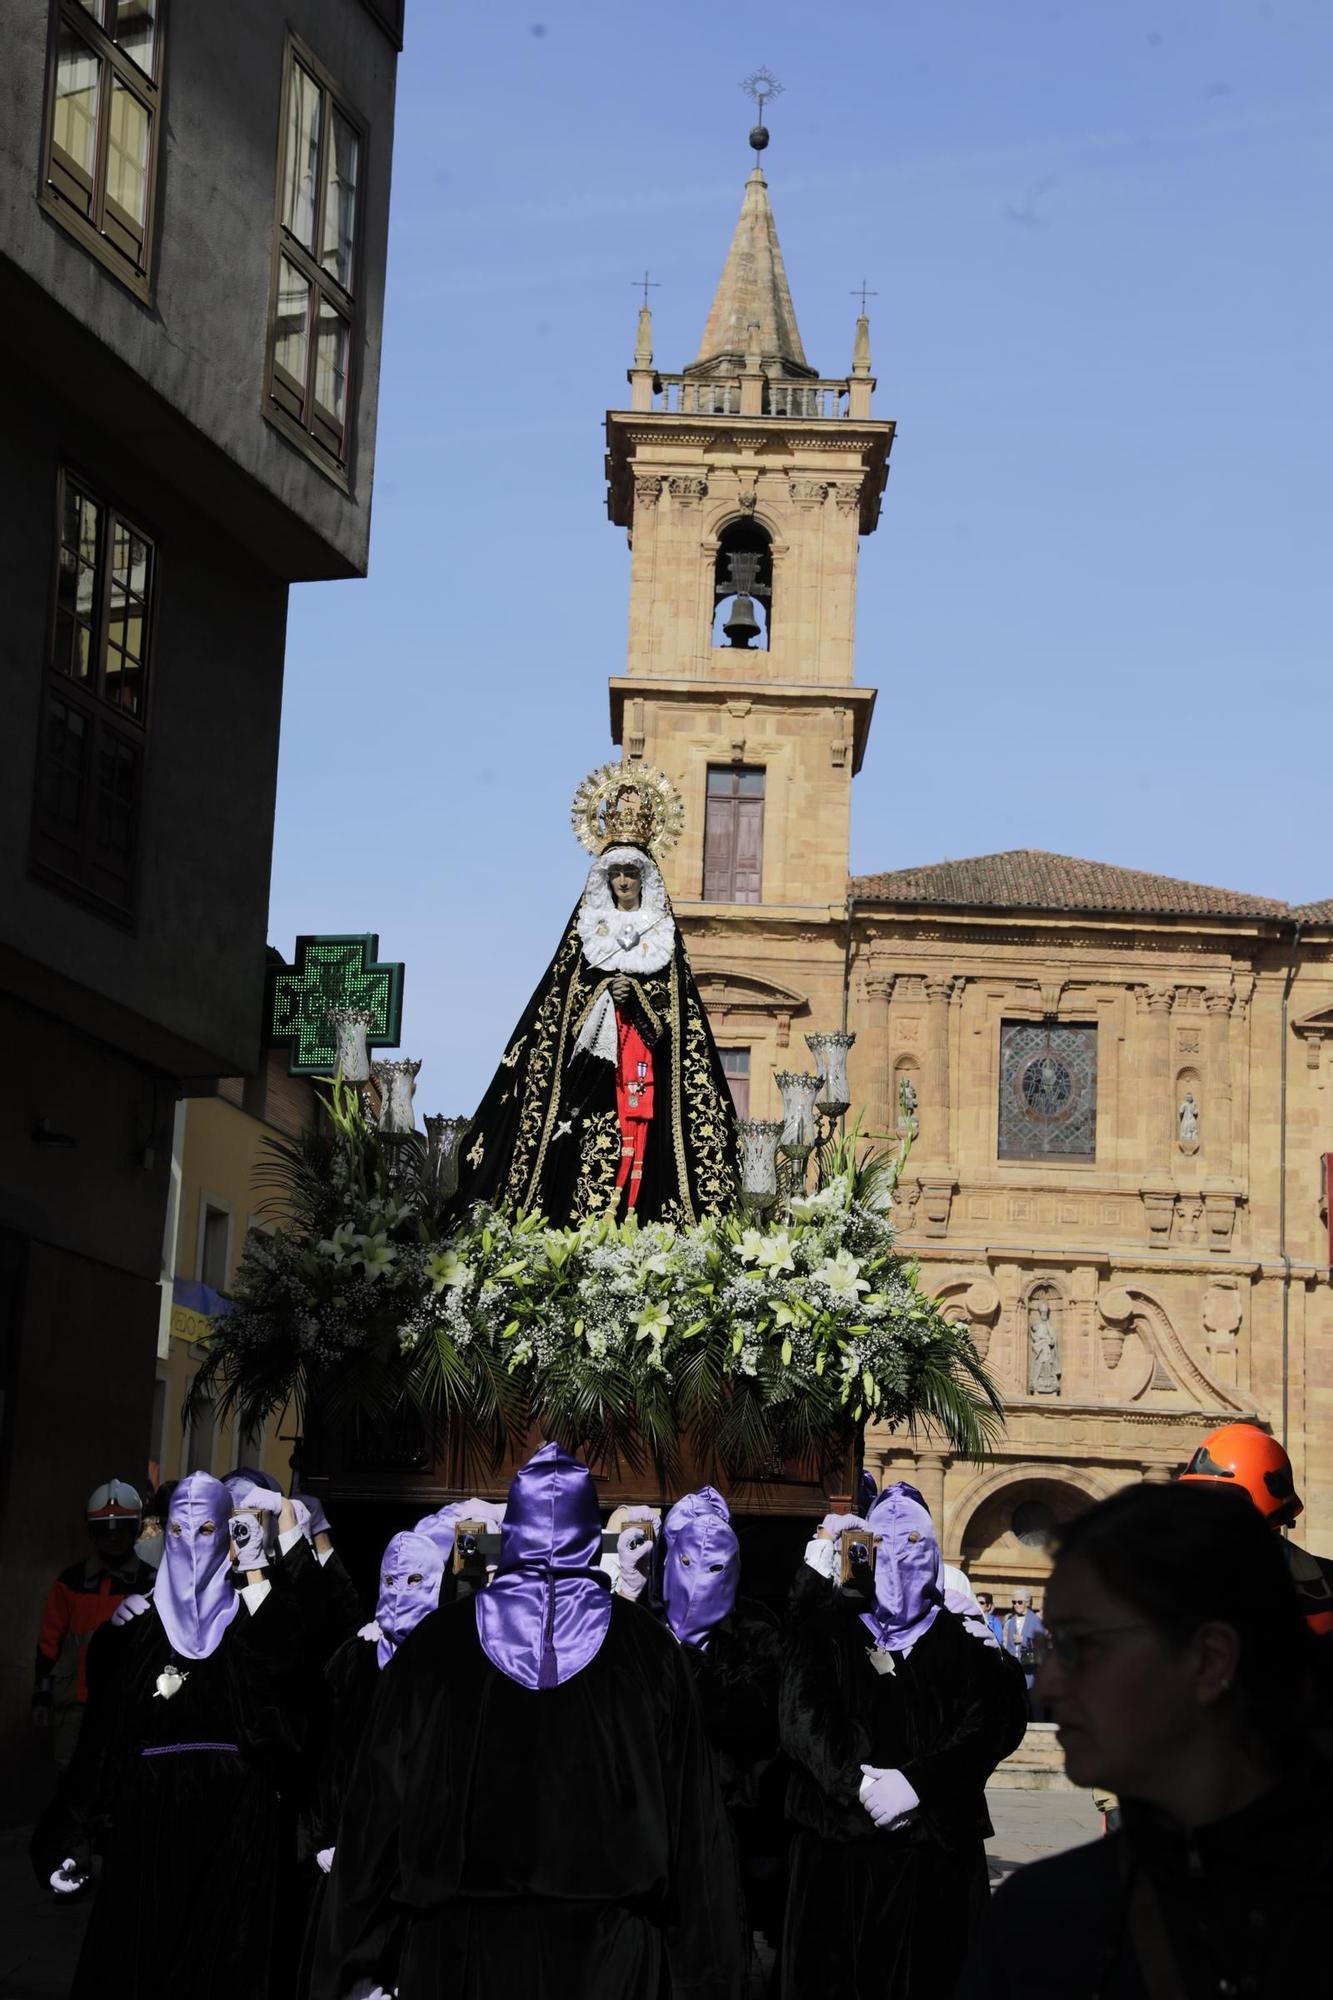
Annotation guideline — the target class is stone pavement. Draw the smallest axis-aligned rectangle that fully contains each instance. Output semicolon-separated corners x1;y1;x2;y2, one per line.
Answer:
984;1781;1104;1888
0;1789;1102;1998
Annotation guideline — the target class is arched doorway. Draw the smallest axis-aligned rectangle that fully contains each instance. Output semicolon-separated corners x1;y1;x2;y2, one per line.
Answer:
958;1473;1105;1606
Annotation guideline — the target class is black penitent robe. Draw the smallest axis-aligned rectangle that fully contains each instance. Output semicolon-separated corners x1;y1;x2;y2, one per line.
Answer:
780;1598;1028;2000
681;1601;789;1942
297;1632;384;1999
311;1599;747;2000
451;877;737;1227
51;1595;306;2000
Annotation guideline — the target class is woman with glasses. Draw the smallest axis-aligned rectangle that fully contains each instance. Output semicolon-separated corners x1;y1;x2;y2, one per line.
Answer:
958;1480;1333;1997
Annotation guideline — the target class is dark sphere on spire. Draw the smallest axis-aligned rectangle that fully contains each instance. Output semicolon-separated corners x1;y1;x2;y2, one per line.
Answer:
749;124;769;153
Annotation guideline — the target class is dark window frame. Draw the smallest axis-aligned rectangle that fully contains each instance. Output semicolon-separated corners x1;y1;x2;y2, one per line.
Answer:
720;1047;751;1119
264;35;367;486
703;764;765;904
38;0;167;302
30;465;158;923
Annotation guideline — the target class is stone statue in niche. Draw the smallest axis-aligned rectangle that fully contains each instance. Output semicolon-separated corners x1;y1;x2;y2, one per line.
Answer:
1178;1091;1200;1151
1028;1302;1061;1396
897;1074;919;1133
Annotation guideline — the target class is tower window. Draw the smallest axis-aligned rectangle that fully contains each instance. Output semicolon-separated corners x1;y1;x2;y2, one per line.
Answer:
704;766;764;903
712;519;772;651
720;1048;751;1118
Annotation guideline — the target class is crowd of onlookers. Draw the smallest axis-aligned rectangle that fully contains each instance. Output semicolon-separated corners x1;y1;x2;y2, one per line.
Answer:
26;1420;1333;1999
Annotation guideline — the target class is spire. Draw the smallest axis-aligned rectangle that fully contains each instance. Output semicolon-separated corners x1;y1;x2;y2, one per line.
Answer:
851;312;871;377
634;304;653;368
688;164;814;380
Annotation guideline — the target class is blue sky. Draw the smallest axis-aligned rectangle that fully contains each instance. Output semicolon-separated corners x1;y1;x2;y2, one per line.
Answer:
268;0;1332;1114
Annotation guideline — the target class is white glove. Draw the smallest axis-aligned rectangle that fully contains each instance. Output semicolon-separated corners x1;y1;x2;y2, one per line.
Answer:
229;1513;270;1572
615;1526;653;1601
50;1857;89;1896
347;1982;392;2000
316;1846;335;1875
112;1591;151;1627
859;1764;920;1830
958;1610;1000;1649
803;1536;837;1581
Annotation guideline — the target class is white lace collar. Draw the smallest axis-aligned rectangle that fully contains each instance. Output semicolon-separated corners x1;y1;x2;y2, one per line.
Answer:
576;846;676;976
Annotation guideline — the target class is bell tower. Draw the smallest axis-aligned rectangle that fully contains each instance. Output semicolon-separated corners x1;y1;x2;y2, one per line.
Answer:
604;104;895;1114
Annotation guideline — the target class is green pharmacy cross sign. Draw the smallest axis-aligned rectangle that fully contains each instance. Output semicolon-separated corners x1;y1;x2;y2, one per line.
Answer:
265;935;405;1076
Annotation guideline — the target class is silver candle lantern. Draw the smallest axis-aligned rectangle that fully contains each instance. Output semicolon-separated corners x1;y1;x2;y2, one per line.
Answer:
806;1030;855;1119
736;1118;783;1212
372;1058;422;1136
326;1006;375;1084
775;1071;824;1162
424;1113;473;1200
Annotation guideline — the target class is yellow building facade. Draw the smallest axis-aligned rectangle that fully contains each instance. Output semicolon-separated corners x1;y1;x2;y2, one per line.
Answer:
605;151;1333;1587
154;1050;321;1490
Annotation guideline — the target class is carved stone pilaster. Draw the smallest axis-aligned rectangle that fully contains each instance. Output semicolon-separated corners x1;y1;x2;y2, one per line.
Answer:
667;475;707;503
1202;1191;1239;1251
831;483;861;514
633;474;663;505
788;479;828;508
919;1179;956;1239
1140;1187;1175;1248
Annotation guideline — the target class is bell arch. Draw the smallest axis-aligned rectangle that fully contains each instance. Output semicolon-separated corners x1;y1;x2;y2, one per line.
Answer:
711;516;774;651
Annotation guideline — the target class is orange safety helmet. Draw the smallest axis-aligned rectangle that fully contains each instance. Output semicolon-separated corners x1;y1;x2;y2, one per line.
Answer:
1179;1423;1302;1526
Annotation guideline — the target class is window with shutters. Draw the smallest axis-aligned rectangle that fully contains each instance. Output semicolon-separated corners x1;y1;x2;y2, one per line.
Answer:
31;469;155;918
265;38;365;478
720;1048;751;1118
703;766;764;903
40;0;164;297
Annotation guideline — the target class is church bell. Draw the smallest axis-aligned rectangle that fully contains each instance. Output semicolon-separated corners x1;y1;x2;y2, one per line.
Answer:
723;593;761;648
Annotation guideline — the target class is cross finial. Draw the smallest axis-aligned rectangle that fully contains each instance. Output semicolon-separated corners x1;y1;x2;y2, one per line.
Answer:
851;279;878;316
740;67;783;160
633;269;661;309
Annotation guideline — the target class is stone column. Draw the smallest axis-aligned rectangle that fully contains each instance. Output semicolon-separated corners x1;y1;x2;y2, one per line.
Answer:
863;974;894;1132
1204;991;1234;1178
922;975;954;1161
1144;987;1174;1171
914;1451;950;1549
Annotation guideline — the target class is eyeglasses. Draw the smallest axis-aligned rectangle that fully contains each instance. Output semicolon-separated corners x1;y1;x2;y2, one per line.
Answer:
1044;1622;1153;1669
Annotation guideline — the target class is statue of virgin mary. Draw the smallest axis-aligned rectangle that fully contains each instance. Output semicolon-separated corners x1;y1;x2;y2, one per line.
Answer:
451;766;738;1227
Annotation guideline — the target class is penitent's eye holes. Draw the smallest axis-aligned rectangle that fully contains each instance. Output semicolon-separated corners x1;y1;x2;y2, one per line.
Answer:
680;1553;691;1566
708;1562;724;1573
407;1573;424;1586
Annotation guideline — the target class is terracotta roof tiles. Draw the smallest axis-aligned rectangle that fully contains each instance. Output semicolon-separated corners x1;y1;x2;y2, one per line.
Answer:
848;850;1288;921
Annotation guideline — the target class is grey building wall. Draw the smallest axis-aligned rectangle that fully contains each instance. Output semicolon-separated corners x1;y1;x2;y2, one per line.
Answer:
0;376;289;1077
0;0;401;579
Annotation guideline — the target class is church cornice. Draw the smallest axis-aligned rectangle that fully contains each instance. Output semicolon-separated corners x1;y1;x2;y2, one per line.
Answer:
610;676;876;774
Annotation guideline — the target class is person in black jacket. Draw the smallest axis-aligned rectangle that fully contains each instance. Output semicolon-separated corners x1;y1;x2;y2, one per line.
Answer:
780;1481;1026;2000
957;1481;1333;2000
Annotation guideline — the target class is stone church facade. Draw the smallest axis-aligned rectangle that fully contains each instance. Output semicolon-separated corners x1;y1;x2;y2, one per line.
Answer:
603;147;1333;1589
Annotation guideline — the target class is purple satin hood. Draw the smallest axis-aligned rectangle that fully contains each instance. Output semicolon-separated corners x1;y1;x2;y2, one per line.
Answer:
663;1485;730;1536
155;1473;240;1661
663;1494;739;1647
474;1443;610;1690
376;1530;445;1668
862;1481;943;1652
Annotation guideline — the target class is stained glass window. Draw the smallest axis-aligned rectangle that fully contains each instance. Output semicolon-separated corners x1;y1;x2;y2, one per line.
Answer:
998;1021;1097;1160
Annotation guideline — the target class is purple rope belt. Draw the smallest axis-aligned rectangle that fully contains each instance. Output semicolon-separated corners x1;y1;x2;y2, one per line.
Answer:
140;1741;239;1757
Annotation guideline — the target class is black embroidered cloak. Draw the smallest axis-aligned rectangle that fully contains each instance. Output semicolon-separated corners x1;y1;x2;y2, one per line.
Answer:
451;856;737;1227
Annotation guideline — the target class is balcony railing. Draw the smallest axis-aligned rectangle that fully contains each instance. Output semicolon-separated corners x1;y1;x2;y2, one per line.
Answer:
650;375;853;419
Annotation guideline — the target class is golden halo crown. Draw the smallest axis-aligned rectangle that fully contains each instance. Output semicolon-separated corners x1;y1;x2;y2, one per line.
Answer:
570;763;685;863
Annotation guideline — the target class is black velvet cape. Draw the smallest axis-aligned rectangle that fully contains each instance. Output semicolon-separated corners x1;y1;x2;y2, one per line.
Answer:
450;861;737;1226
779;1596;1028;2000
957;1768;1333;1999
679;1599;789;1941
46;1593;307;2000
310;1596;748;2000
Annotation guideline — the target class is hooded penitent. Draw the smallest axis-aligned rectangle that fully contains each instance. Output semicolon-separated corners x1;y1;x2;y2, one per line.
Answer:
155;1472;241;1661
474;1442;611;1689
862;1481;944;1654
374;1530;446;1668
663;1499;740;1649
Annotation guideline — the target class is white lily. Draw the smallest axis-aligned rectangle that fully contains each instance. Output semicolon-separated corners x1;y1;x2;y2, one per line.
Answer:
815;1248;870;1298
